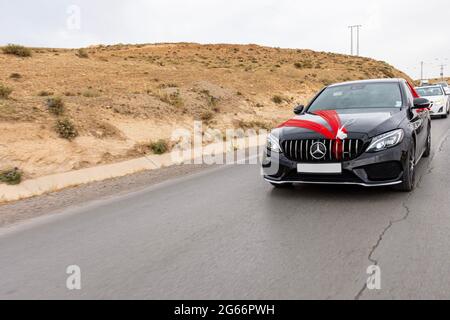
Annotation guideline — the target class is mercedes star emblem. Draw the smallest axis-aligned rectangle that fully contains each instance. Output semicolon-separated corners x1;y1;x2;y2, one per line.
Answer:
310;142;327;160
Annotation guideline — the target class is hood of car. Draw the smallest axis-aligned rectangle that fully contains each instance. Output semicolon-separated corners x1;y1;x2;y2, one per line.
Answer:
274;108;405;140
425;95;446;103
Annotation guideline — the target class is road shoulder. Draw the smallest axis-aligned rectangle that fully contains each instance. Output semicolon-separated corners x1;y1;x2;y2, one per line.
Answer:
0;163;218;228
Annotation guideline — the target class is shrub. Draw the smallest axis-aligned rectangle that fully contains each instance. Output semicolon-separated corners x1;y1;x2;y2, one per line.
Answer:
82;90;99;98
381;68;396;78
47;97;64;115
38;90;53;97
76;48;89;58
157;83;178;89
149;139;169;155
158;91;183;107
237;120;272;131
56;119;78;140
200;110;214;121
2;44;32;57
272;95;284;104
0;84;13;99
9;73;22;79
294;60;313;69
200;89;219;107
320;78;333;86
0;168;22;185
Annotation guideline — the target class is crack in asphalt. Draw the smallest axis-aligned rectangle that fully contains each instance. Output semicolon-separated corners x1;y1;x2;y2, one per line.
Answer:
419;130;450;184
354;197;412;300
354;129;450;300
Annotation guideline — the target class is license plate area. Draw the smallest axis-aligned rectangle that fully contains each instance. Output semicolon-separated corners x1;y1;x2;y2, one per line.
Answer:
297;163;342;174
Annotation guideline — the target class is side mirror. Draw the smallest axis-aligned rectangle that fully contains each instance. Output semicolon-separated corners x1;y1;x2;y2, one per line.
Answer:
294;105;305;115
412;98;431;109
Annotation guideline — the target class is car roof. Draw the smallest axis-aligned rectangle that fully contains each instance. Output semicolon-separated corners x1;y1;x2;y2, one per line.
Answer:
328;78;403;88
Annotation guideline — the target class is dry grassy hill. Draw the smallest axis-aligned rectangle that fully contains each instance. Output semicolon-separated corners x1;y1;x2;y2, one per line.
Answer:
0;43;412;182
428;77;450;84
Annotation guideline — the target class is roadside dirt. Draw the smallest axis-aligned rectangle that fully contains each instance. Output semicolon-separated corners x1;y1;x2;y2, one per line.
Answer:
0;162;217;227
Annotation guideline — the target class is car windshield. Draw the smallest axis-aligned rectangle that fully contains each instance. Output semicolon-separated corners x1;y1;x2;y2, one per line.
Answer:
308;82;403;112
416;87;444;97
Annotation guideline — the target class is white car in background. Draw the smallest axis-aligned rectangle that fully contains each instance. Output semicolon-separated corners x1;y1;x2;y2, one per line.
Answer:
437;82;450;95
415;85;450;118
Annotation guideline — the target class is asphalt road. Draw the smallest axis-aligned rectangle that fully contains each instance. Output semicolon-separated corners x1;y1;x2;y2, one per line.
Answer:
1;118;450;300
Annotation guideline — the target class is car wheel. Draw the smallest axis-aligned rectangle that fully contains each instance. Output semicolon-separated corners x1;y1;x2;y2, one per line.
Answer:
270;182;294;189
395;143;416;192
423;128;431;158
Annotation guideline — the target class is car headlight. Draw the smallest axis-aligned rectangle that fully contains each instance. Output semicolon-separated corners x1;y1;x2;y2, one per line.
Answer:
267;133;282;153
366;129;404;153
434;98;444;105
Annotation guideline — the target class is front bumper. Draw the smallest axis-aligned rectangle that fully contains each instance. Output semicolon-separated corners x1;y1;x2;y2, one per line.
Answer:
429;103;447;116
262;141;409;187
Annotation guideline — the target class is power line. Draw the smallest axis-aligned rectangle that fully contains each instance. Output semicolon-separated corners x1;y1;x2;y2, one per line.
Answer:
435;58;448;80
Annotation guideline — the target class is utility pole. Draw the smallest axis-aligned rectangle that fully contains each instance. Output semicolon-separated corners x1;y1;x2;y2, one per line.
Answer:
435;58;448;81
420;61;424;81
348;26;354;55
356;25;362;56
439;64;446;81
348;25;362;56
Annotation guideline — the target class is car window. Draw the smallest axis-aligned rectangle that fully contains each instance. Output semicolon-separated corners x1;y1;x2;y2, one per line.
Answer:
308;83;403;112
403;82;414;106
415;87;444;97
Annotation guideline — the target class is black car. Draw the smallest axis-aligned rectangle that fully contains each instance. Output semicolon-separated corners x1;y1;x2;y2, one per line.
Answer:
262;79;431;192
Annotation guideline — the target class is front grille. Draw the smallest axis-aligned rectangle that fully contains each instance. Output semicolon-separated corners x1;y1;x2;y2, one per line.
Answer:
281;139;364;162
283;169;362;183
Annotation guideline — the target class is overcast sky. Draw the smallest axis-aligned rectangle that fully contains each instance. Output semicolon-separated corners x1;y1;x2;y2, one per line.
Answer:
1;0;449;79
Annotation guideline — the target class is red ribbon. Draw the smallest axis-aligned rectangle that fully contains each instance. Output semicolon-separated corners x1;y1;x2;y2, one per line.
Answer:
278;110;348;160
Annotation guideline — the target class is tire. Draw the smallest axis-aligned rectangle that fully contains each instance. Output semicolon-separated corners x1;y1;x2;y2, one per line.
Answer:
443;113;448;119
395;143;416;192
423;127;431;158
270;182;294;189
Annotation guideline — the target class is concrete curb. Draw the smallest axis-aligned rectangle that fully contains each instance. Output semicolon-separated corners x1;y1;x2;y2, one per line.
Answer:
0;134;267;203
